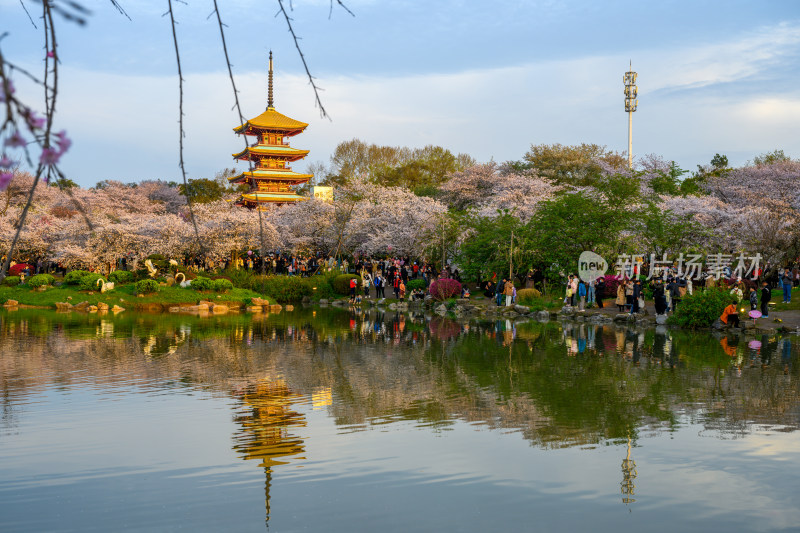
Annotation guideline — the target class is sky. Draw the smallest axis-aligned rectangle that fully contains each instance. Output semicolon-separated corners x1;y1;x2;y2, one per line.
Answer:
2;0;800;187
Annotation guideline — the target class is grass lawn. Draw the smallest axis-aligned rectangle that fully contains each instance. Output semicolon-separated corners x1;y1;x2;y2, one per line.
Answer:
0;283;268;308
771;288;800;312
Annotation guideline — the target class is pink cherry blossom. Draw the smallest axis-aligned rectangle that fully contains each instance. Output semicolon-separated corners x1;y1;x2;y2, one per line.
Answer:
26;112;47;130
0;155;17;169
40;147;61;165
0;171;12;190
4;131;26;148
55;130;71;153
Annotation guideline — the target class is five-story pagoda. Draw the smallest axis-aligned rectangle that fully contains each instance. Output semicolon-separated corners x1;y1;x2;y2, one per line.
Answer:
230;52;313;208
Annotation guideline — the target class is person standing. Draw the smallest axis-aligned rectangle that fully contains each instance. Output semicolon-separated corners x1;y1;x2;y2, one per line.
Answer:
393;275;401;299
378;274;386;298
653;279;667;315
749;287;758;310
504;279;514;307
625;279;634;311
587;278;595;307
577;279;587;311
362;272;372;298
496;278;506;306
595;277;605;308
616;280;627;312
631;279;643;314
667;278;683;313
781;267;793;304
569;275;579;306
761;281;771;317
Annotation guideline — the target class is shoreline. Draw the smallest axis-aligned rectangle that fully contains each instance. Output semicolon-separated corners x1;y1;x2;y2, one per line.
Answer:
3;289;799;337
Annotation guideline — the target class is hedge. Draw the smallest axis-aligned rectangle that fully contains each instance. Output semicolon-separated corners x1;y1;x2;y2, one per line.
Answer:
406;279;427;291
108;270;134;284
64;270;92;285
669;287;731;328
27;274;55;288
134;279;160;294
189;277;214;291
212;279;234;292
333;274;362;295
516;288;542;304
3;276;20;286
78;273;106;291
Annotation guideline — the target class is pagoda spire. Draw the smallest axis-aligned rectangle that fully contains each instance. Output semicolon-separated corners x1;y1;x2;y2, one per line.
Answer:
267;51;274;110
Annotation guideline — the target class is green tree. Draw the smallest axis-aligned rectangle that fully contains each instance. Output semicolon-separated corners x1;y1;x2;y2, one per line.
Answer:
325;138;474;190
519;143;627;186
49;178;78;189
527;189;633;280
455;211;530;283
753;149;791;166
179;178;227;203
628;200;706;257
710;153;728;169
648;162;686;196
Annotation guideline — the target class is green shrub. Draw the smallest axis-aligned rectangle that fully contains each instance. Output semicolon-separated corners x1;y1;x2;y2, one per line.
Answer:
77;273;105;291
406;279;427;291
147;254;165;261
220;268;255;289
669;288;731;328
516;288;542;304
64;270;91;285
189;277;214;291
27;274;55;288
108;270;134;284
3;276;20;286
253;275;313;303
212;279;234;292
134;279;160;294
333;274;362;295
307;274;336;300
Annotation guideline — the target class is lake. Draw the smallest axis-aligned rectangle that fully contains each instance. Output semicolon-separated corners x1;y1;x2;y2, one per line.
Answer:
1;307;798;532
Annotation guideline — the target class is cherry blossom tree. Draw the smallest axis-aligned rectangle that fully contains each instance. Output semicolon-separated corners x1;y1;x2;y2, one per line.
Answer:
439;163;561;220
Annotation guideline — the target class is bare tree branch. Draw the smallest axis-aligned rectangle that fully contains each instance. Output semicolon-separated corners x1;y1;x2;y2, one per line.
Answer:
212;0;269;275
166;0;203;255
276;0;330;120
19;0;38;28
108;0;131;20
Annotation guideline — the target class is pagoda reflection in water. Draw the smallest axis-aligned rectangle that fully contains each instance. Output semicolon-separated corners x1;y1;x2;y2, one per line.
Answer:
233;378;307;527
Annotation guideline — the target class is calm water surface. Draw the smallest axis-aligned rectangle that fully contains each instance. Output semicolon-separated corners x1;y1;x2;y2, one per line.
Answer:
1;308;799;532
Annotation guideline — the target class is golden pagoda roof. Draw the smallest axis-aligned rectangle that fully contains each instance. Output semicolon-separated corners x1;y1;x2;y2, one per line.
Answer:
232;145;310;161
229;169;313;184
234;108;308;134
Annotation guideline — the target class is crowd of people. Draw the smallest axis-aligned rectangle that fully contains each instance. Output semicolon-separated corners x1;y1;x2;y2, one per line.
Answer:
558;264;798;326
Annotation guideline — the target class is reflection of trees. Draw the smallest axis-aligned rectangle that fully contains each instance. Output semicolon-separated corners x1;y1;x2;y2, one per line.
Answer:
1;308;799;449
232;378;306;527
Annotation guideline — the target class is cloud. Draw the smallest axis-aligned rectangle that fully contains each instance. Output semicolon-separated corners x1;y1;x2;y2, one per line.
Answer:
29;21;800;185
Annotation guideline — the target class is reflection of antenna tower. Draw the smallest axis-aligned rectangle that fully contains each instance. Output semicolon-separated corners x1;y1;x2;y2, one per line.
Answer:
233;379;307;527
620;436;638;505
623;61;638;169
